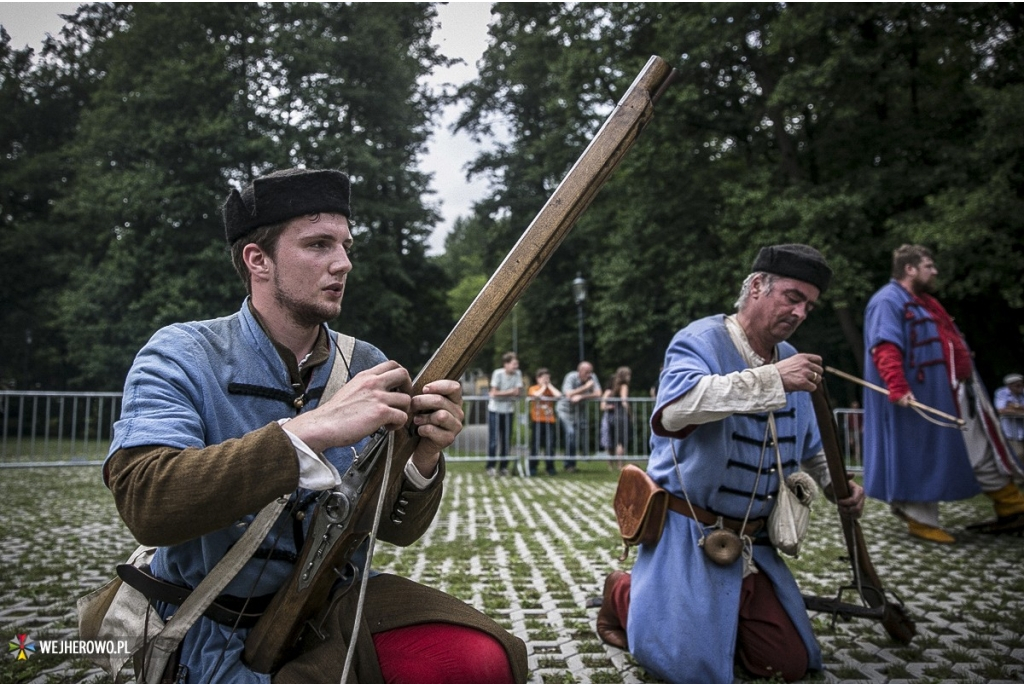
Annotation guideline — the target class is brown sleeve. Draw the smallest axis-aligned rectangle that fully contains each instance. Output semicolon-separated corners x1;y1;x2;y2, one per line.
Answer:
105;422;300;546
376;455;446;547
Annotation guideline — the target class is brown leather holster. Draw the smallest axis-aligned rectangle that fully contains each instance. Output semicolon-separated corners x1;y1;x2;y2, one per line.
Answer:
613;465;765;560
613;465;669;559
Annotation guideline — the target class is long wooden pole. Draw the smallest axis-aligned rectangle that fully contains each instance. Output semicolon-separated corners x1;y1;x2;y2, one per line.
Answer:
810;384;916;644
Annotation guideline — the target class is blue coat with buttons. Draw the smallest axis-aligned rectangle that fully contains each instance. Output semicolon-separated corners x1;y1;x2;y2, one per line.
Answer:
106;301;414;683
628;314;823;683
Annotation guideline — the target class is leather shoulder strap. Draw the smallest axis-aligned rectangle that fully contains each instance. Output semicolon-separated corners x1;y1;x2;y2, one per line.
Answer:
323;333;356;403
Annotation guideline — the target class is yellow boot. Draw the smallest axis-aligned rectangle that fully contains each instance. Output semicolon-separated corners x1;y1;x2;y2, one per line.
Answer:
985;482;1024;518
967;483;1024;534
906;519;956;544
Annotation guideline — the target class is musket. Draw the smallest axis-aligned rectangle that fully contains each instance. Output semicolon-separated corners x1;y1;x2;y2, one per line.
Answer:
803;593;889;621
810;383;916;644
244;55;677;673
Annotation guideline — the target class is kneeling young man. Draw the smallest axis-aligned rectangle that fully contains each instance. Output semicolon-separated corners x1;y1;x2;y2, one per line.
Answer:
105;168;526;683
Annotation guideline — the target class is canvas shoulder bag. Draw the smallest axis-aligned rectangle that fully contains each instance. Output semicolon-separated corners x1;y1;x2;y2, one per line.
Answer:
76;333;356;682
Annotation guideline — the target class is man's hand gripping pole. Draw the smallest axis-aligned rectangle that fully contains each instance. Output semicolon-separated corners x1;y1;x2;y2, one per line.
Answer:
243;55;676;674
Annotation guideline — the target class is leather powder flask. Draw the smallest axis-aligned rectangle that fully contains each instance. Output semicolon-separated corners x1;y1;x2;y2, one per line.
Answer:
701;526;742;565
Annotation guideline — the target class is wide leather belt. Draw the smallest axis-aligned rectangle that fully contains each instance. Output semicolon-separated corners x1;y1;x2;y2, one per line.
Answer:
666;493;765;537
117;564;274;629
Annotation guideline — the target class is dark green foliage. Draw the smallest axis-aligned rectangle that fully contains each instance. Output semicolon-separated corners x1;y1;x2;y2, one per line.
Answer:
1;2;453;389
450;3;1024;397
4;3;1024;395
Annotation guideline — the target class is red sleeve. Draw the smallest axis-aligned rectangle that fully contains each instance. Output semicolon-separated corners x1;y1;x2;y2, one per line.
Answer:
871;342;911;402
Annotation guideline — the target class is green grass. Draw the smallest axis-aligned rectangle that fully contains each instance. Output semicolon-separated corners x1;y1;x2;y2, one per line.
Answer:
3;463;1024;683
0;438;111;463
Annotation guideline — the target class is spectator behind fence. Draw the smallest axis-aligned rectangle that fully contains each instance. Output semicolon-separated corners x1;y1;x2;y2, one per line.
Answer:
527;368;562;476
487;352;523;477
556;361;602;473
995;373;1024;458
603;366;632;471
599;381;615;464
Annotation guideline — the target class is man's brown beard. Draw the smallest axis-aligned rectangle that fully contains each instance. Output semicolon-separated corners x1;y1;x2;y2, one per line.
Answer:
915;276;938;294
272;276;342;328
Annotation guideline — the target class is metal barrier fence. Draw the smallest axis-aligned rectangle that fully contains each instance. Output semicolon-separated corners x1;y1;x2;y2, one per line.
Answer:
450;396;655;476
0;391;123;466
0;390;867;473
833;407;864;472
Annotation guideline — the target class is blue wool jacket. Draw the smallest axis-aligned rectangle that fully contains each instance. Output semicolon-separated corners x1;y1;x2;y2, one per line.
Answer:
106;301;386;683
861;281;979;502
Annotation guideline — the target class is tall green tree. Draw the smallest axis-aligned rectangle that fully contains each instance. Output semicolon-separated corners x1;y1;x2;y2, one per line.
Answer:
452;3;1024;396
0;5;125;388
1;3;455;389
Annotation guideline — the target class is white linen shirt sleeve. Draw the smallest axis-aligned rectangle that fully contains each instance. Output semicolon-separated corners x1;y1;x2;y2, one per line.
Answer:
660;366;788;431
660;314;789;432
278;418;438;491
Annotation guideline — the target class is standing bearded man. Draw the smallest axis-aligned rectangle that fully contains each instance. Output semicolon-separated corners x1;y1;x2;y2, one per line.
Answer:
104;168;526;683
862;244;1024;543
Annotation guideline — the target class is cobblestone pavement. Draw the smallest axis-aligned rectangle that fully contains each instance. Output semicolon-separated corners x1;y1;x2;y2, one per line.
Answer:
3;466;1024;683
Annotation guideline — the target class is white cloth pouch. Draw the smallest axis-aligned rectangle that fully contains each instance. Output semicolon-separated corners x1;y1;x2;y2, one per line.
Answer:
765;413;817;557
76;545;165;680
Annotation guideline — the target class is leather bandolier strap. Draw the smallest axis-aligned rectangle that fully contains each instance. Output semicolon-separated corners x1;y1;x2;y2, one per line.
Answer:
117;564;274;629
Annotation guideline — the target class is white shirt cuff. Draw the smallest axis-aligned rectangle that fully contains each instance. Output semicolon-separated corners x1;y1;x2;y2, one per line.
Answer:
278;418;342;490
801;451;832;493
403;458;439;490
279;419;439;492
661;365;787;431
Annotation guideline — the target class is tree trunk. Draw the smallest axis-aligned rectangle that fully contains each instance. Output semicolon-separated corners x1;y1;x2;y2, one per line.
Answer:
836;306;864;376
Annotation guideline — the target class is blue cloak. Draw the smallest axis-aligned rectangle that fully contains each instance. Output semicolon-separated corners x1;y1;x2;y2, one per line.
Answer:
861;281;979;502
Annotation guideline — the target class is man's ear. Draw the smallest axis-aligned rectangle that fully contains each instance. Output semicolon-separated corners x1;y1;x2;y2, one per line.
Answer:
243;243;271;283
749;273;765;298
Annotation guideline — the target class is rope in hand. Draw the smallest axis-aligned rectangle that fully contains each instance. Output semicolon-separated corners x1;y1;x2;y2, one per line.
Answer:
340;431;395;684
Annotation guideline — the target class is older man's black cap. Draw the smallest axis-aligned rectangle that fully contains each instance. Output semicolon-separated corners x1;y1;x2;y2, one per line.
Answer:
752;244;832;293
222;168;351;244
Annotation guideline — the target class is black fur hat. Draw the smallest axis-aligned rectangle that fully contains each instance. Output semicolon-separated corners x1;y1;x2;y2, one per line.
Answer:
751;244;832;293
222;168;351;244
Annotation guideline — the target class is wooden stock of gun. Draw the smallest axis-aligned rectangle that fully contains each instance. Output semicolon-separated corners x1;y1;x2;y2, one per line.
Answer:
810;384;916;644
243;55;676;674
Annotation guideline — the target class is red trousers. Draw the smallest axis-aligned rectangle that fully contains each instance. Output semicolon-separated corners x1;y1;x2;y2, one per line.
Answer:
373;623;514;684
606;570;808;682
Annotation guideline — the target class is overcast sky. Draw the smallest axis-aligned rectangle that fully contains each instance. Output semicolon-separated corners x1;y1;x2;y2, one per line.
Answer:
0;1;495;255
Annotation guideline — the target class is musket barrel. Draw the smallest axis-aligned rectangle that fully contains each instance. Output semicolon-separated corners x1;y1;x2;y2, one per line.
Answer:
811;385;916;644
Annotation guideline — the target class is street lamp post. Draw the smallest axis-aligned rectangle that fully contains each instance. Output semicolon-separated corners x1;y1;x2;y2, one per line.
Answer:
572;273;587;362
24;328;32;387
